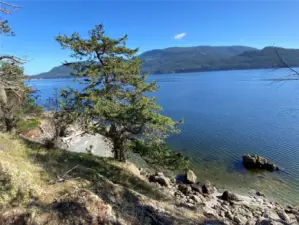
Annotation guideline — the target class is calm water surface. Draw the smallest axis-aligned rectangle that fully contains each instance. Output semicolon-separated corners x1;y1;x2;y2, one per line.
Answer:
28;69;299;205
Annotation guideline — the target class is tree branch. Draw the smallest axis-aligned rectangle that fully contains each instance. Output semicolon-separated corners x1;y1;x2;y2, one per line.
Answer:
0;55;24;64
274;47;299;76
0;1;22;14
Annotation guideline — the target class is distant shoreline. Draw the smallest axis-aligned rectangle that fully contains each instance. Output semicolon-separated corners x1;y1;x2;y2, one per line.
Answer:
27;66;299;80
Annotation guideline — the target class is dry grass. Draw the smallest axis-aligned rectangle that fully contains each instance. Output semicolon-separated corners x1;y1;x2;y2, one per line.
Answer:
0;133;219;224
0;133;90;207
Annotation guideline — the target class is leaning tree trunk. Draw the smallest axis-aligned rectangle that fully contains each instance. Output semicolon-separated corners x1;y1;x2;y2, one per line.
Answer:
0;84;7;106
112;138;126;162
0;84;7;131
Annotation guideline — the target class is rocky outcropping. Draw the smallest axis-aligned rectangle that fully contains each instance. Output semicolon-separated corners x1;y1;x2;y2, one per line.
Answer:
242;154;280;171
147;170;299;225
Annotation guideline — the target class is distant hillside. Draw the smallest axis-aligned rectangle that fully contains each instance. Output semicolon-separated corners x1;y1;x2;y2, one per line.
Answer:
139;46;258;74
31;65;74;79
30;46;299;78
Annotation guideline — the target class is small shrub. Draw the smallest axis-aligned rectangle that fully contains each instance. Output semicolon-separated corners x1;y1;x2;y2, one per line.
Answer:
132;140;189;170
16;119;40;134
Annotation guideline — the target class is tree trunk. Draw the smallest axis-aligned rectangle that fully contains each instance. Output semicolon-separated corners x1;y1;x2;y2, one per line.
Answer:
112;138;126;162
0;84;7;107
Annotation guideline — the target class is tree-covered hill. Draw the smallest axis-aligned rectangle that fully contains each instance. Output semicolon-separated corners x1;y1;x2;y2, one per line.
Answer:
139;45;258;74
30;46;299;78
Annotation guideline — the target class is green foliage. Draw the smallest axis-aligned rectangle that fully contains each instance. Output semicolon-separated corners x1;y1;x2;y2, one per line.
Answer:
0;20;14;36
132;140;189;170
19;90;43;115
16;119;40;133
56;24;180;162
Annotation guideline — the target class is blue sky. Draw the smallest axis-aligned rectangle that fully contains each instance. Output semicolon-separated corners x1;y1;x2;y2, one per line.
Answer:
1;0;299;75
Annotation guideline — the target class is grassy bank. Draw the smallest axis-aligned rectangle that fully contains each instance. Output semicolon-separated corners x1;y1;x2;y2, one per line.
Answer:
0;133;212;224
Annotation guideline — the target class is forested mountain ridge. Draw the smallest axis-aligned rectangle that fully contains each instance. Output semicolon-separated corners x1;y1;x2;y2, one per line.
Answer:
30;46;299;78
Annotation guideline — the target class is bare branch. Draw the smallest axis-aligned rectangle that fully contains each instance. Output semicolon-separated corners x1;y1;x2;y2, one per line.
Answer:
0;1;22;15
56;165;80;182
274;47;299;76
0;1;21;8
0;55;24;64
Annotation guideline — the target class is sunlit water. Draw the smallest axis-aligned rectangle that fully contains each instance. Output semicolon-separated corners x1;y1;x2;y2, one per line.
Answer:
28;68;299;205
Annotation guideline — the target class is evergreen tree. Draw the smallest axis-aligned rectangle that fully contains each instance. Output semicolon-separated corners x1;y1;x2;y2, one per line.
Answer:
0;1;30;131
56;24;181;162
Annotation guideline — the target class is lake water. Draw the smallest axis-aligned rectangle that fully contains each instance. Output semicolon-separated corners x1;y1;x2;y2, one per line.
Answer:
28;68;299;205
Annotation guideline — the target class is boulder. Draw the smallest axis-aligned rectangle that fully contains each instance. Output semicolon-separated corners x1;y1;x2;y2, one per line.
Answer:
148;173;170;187
221;191;239;202
190;183;202;193
190;195;202;203
246;220;257;225
256;191;266;197
0;209;31;225
256;219;284;225
186;169;197;184
225;210;234;220
263;209;280;221
178;184;192;195
242;154;280;171
234;215;247;225
155;176;170;187
277;211;291;223
155;171;164;177
202;181;215;195
243;154;257;167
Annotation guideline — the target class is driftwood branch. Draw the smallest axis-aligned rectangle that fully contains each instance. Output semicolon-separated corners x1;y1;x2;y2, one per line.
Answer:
56;165;80;182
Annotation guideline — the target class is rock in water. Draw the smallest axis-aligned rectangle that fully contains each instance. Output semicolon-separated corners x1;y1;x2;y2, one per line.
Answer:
186;169;197;184
242;154;257;168
221;191;239;202
242;154;280;171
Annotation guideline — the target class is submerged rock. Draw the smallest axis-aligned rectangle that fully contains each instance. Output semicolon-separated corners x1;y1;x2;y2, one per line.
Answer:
242;154;280;171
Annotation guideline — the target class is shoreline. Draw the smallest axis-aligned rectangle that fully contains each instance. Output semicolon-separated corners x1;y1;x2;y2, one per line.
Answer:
19;115;299;221
56;128;297;208
142;169;299;224
23;118;296;206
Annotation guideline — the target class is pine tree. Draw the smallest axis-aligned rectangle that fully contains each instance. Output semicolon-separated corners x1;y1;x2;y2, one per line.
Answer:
0;1;29;131
56;24;181;162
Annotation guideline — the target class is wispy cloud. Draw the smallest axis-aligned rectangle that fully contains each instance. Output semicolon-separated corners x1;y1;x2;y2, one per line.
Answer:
174;33;186;40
